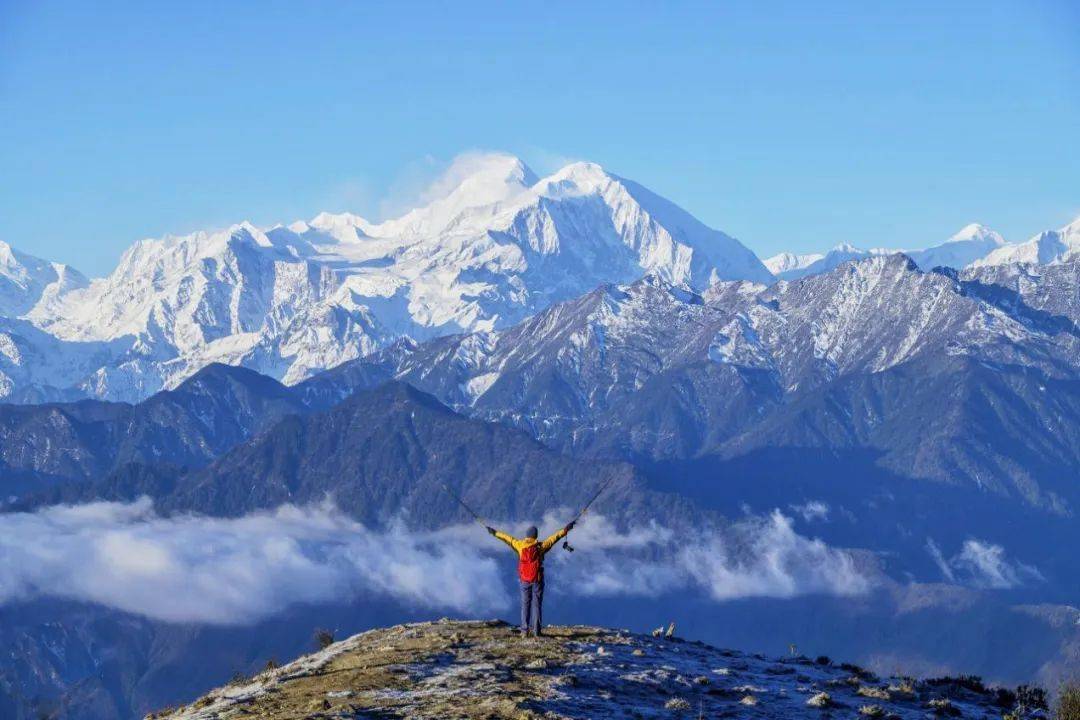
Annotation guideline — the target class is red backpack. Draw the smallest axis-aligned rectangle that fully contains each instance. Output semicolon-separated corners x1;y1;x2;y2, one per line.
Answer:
518;543;542;583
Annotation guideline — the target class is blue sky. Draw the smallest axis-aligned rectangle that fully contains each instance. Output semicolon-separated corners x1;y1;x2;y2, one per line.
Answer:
1;0;1078;275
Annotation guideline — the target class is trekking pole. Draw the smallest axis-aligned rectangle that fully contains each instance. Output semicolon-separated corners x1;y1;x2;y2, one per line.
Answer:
562;477;615;552
440;482;490;529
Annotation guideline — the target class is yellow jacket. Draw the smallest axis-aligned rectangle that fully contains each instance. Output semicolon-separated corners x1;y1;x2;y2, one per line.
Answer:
493;527;568;558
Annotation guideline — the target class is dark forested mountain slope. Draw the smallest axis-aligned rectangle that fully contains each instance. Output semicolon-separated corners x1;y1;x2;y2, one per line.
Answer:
0;363;305;497
159;381;665;528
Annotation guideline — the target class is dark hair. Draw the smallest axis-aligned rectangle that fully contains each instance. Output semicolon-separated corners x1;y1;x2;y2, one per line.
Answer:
525;525;538;539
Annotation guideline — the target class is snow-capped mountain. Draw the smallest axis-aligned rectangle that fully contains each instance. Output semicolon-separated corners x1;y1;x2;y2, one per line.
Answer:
907;222;1005;269
766;243;885;281
763;250;824;276
298;249;1080;519
971;217;1080;267
0;154;772;402
765;223;1007;281
0;240;88;318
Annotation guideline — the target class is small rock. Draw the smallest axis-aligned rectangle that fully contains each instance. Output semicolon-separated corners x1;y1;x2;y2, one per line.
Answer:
664;697;691;711
326;690;354;699
859;705;886;717
665;622;676;639
692;676;710;685
712;667;731;676
524;659;548;670
740;695;757;706
652;627;665;637
806;692;831;708
596;645;607;655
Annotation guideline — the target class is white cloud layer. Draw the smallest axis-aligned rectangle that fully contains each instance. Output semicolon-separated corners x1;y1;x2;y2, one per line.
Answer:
925;537;1042;589
494;510;872;601
0;501;875;625
0;499;506;624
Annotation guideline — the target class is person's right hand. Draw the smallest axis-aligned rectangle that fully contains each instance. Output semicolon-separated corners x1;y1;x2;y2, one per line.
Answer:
486;526;496;535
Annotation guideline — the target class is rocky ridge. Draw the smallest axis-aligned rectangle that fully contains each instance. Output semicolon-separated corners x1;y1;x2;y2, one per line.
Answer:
148;620;1045;720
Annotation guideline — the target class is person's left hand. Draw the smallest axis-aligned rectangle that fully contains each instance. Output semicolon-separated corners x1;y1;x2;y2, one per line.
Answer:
565;521;576;532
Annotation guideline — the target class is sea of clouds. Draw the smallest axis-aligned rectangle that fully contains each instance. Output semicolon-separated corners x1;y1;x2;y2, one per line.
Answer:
0;499;874;625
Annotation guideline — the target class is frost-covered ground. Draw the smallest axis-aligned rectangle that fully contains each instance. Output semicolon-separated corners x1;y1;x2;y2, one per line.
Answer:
151;620;1044;720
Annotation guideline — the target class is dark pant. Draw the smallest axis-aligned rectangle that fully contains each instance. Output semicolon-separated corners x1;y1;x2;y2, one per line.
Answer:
519;579;544;634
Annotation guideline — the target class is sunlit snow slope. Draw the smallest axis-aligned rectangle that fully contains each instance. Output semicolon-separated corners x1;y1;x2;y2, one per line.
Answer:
0;154;772;402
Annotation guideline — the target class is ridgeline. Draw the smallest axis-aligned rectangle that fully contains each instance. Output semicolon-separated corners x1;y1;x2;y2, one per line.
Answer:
147;620;1044;719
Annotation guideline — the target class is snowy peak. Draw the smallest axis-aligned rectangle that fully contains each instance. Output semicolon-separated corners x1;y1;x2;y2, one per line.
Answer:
906;222;1005;270
434;152;539;203
0;153;773;402
764;251;825;275
0;240;88;317
972;215;1080;268
769;244;880;281
368;153;538;239
768;223;1010;280
538;160;611;195
949;222;1002;244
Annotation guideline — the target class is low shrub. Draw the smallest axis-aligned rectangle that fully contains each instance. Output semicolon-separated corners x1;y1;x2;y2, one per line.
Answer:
314;628;335;650
840;662;878;682
924;674;987;694
857;685;891;700
1016;684;1048;712
1055;682;1080;720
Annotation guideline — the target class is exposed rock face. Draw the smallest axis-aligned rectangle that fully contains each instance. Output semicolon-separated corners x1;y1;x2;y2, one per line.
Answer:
148;620;1041;720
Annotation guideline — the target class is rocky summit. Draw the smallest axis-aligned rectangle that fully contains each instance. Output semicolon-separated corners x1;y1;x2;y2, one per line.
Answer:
147;620;1042;720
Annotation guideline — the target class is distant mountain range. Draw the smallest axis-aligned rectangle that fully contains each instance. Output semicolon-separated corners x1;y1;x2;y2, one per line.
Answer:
301;254;1080;516
0;154;770;403
765;218;1080;281
2;153;1076;405
8;252;1080;572
763;223;1004;280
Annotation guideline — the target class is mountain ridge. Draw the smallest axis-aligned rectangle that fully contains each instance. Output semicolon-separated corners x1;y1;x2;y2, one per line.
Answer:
765;217;1078;281
0;154;771;402
147;619;1049;720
